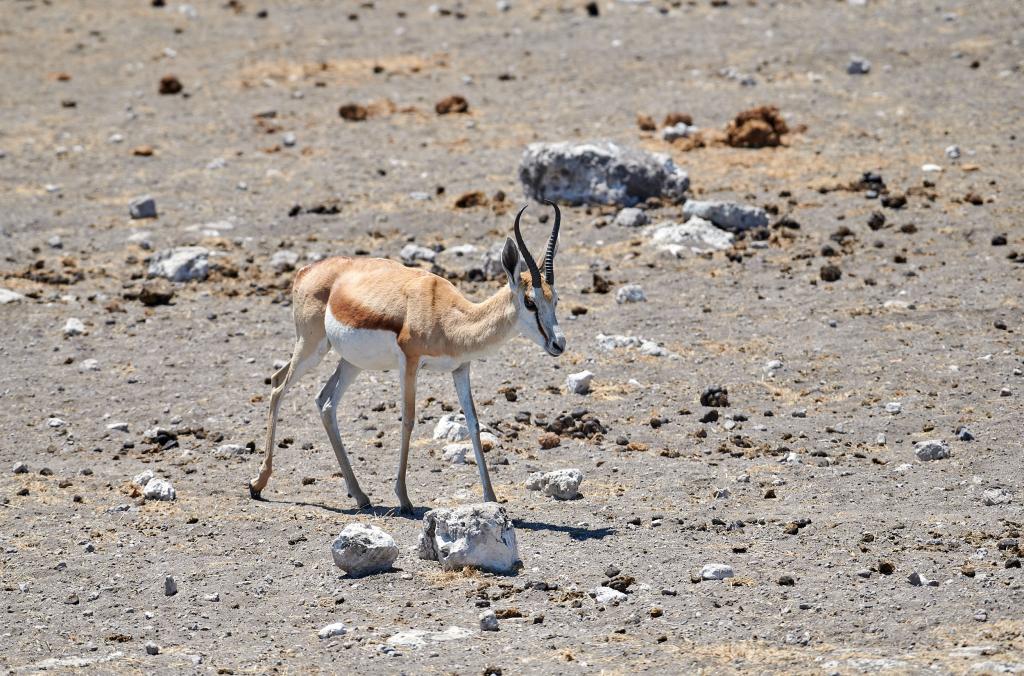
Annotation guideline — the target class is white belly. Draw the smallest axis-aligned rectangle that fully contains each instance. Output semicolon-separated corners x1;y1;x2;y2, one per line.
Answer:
325;313;402;371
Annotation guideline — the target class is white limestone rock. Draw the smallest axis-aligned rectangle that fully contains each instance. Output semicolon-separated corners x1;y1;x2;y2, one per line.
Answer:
613;207;649;228
590;586;627;604
143;478;176;501
701;563;734;581
649;217;734;256
331;523;399;577
418;503;519;573
400;243;437;265
565;370;594;395
615;284;647;304
147;247;210;282
64;318;85;336
0;288;26;305
525;468;583;500
269;250;299;273
317;622;347;640
132;470;154;487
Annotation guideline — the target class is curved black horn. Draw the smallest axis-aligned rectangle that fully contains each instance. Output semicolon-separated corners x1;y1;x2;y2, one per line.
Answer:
542;199;560;285
513;204;542;288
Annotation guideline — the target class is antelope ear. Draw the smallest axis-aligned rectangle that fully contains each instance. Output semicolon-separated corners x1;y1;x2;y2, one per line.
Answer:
500;237;521;289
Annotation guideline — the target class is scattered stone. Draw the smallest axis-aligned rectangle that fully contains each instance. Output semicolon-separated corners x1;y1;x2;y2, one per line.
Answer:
650;218;734;256
565;370;594;395
129;196;157;219
137;281;175;306
79;359;100;372
956;426;975;441
596;333;671;357
401;244;437;265
453;191;487;208
700;386;729;408
681;200;768;232
386;627;472;648
479;609;498;631
158;75;183;94
132;470;154;486
614;207;649;228
63;318;85;336
318;622;347;640
0;288;26;304
537;432;561;450
147;247;210;282
13;462;28;474
615;284;646;304
661;122;698;141
269;250;300;273
143;479;176;501
878;560;895;575
442;444;470;464
914;439;950;461
331;523;399;577
908;571;938;587
145;641;160;656
432;413;494;443
982;488;1011;506
164;575;177;596
519;141;689;206
885;402;902;414
701;564;734;581
525;468;583;500
820;264;842;282
724;106;788;148
338;104;368;121
435;95;469;115
847;57;871;74
282;132;296;147
777;574;796;586
418;503;519;573
945;145;961;160
590;586;627;604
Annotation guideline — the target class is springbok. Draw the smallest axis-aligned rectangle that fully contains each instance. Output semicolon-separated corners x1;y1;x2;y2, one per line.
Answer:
249;202;566;513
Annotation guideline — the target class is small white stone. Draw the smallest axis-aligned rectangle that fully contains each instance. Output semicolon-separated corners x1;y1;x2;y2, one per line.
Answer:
331;523;399;577
133;470;154;486
982;488;1012;506
945;145;961;160
525;468;583;500
591;586;627;604
442;444;470;465
615;284;647;304
884;402;902;414
479;609;498;632
701;564;734;581
164;575;177;596
79;358;100;372
318;622;347;640
0;288;26;304
613;207;649;228
143;478;176;501
400;243;437;264
107;422;129;432
63;318;85;336
565;370;594;395
47;417;67;428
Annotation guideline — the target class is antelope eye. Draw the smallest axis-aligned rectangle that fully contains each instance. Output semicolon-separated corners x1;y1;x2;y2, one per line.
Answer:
524;296;537;311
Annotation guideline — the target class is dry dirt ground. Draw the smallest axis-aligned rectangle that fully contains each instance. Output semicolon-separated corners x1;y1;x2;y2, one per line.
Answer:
2;0;1023;673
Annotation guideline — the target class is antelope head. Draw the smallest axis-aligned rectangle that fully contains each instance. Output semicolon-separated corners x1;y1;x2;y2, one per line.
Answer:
500;201;567;357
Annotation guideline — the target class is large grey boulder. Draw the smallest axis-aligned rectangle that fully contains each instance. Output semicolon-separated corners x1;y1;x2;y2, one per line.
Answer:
147;247;210;282
650;218;734;256
418;503;519;573
519;141;689;206
331;523;399;577
682;200;768;232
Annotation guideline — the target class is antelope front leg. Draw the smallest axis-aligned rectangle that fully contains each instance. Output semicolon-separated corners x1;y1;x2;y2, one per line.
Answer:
394;357;418;514
452;363;497;503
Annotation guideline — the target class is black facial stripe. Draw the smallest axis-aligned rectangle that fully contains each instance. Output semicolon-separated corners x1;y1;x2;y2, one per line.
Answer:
533;309;548;342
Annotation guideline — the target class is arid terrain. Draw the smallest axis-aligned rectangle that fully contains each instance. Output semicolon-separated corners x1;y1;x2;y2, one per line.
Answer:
1;0;1023;673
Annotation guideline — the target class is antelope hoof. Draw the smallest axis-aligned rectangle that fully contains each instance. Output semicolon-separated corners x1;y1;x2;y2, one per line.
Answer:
352;493;372;509
399;502;415;516
248;482;263;500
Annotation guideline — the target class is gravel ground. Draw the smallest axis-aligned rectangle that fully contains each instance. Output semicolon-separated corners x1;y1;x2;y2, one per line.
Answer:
1;1;1023;673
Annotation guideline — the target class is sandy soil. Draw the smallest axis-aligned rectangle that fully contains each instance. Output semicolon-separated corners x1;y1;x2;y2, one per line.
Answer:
1;0;1023;673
